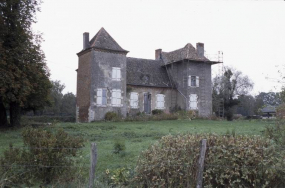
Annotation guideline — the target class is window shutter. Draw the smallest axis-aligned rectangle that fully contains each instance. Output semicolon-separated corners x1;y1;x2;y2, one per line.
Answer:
97;89;103;105
117;69;121;80
196;76;199;87
112;68;116;79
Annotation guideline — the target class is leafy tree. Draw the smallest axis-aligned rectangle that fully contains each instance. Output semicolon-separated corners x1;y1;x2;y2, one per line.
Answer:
44;80;65;115
61;92;76;116
212;67;253;120
255;92;281;106
234;95;256;116
0;0;51;127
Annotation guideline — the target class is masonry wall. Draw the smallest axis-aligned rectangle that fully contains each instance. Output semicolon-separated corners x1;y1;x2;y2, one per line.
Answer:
168;61;212;117
76;51;92;122
126;85;174;116
89;50;127;121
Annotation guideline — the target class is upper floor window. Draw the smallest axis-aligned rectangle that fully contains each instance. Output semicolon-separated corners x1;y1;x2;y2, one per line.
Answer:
188;76;199;87
96;88;107;106
189;94;198;110
156;94;165;109
130;92;139;108
112;67;121;81
111;89;122;107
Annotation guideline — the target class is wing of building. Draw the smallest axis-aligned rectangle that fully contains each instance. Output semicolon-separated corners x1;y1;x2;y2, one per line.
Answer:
76;27;222;122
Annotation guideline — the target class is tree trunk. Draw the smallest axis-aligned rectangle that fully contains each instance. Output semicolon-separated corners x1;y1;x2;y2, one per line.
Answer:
0;100;8;127
10;102;21;127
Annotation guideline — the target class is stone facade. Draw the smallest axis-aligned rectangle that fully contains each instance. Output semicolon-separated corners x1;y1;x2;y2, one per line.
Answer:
76;28;221;122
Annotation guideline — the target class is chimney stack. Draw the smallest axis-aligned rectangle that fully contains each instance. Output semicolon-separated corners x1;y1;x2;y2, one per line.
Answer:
83;32;90;50
196;43;204;58
155;49;162;60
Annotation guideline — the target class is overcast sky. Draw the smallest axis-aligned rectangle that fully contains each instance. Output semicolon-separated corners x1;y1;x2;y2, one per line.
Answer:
32;0;285;95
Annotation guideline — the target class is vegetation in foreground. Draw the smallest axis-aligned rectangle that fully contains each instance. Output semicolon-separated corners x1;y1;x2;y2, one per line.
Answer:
0;119;275;186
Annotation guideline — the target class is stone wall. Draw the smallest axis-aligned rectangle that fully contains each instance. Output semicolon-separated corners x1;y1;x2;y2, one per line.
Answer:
126;85;174;116
167;60;212;117
76;51;92;122
89;50;127;121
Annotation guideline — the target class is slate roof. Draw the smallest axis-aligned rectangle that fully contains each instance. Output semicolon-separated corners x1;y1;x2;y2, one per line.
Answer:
89;27;128;53
161;43;209;64
126;57;172;88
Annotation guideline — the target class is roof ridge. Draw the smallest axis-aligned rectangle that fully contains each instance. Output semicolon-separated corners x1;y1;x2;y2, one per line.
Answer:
90;27;104;47
127;57;162;61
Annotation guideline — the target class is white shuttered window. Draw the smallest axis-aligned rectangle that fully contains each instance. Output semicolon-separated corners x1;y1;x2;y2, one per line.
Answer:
112;67;121;81
189;94;198;110
111;89;122;106
96;88;107;106
130;92;139;108
188;76;199;87
156;94;165;109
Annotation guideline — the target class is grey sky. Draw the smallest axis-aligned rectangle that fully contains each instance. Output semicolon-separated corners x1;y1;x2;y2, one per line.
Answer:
32;0;285;95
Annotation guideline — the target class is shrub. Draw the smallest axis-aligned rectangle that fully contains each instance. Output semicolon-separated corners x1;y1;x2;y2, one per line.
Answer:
135;134;285;188
151;109;164;115
0;127;84;186
113;139;126;154
105;112;119;121
264;119;285;146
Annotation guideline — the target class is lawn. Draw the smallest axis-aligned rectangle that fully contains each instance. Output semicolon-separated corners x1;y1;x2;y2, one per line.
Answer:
0;119;274;179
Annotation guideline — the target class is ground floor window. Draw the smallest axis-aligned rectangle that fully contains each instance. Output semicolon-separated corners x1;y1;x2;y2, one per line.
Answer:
96;88;107;106
156;94;165;109
130;92;139;108
189;94;198;110
111;89;122;107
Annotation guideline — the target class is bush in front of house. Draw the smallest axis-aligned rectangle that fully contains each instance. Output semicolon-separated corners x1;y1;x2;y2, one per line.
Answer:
0;127;84;186
105;112;119;121
151;109;164;115
134;134;285;188
113;139;126;154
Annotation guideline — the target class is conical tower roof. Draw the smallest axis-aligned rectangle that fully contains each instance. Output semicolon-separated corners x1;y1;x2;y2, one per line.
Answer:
89;27;128;53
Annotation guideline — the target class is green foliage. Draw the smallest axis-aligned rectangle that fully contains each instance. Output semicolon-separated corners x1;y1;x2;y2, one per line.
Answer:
125;113;178;122
103;168;131;187
0;0;51;127
0;127;84;186
135;134;285;188
151;109;164;115
113;139;126;154
105;112;119;121
264;119;285;146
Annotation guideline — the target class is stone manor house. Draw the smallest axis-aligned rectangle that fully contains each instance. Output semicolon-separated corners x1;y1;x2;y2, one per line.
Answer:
76;28;222;122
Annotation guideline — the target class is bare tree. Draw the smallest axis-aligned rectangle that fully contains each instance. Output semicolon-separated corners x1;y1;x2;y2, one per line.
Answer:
212;67;254;120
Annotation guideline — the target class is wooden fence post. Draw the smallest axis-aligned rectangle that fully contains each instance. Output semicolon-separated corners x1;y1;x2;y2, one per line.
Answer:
196;139;207;188
89;142;97;188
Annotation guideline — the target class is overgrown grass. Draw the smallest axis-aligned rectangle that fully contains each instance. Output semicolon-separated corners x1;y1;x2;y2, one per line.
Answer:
0;119;273;186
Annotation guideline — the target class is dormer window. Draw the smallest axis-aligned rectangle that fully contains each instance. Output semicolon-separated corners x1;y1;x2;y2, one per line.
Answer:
112;67;121;81
188;76;199;87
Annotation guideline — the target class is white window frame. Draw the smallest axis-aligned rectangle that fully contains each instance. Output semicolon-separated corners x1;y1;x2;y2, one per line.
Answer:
112;67;121;81
95;88;107;106
130;92;139;109
188;75;199;87
189;94;198;110
156;94;165;109
111;89;122;107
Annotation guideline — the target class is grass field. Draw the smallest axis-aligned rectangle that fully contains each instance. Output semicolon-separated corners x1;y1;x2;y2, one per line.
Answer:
0;119;274;180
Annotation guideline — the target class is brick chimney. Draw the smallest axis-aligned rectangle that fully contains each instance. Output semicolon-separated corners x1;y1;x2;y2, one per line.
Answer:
196;43;204;58
83;32;90;50
155;49;162;60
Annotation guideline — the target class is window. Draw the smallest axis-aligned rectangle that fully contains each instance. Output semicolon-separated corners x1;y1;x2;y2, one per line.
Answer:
188;76;199;87
111;89;122;106
189;94;198;110
156;94;165;109
130;92;139;108
112;67;121;81
96;88;107;106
